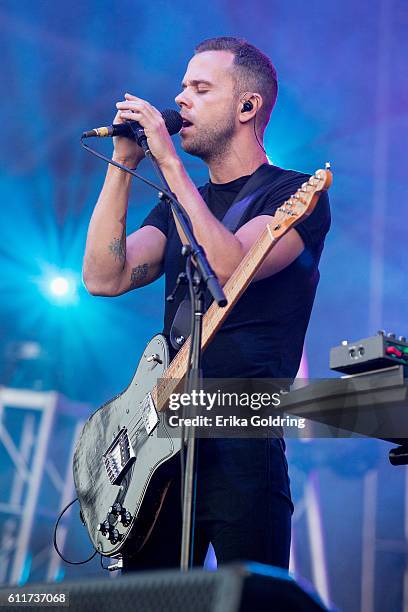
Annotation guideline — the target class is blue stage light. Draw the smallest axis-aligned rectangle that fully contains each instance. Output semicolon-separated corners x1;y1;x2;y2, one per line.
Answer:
50;276;70;297
37;267;80;305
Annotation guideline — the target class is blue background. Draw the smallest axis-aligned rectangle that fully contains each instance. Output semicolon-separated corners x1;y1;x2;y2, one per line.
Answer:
0;1;407;610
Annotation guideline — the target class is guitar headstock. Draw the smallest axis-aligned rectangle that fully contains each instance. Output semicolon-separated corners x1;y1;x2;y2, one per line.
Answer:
268;166;333;239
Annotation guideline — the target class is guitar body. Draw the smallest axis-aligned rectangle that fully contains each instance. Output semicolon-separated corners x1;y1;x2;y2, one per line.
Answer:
73;334;182;558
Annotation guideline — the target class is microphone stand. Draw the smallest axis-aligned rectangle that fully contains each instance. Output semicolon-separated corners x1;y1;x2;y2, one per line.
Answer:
133;132;227;571
81;127;227;570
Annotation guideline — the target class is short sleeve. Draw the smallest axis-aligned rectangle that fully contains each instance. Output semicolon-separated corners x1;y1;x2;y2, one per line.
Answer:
140;199;170;237
294;191;331;252
254;172;331;254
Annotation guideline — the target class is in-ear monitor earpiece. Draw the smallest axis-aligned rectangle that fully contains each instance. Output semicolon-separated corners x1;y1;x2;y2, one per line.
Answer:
241;100;253;113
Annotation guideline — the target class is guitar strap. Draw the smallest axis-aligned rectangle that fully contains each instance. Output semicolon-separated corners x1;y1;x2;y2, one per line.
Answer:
169;163;279;351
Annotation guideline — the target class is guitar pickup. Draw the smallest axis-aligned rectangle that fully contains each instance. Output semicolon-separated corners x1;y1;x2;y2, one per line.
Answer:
103;428;136;485
141;393;159;435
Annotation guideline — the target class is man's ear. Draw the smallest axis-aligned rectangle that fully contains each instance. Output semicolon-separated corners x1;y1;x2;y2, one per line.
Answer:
238;93;262;124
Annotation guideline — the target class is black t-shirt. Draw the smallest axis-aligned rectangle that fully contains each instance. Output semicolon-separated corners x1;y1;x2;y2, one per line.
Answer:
140;163;331;379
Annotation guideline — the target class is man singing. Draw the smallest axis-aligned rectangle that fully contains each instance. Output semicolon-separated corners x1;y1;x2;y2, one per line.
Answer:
83;37;330;571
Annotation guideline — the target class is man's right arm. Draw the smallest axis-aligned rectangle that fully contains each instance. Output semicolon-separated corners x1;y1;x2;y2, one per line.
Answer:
82;108;166;297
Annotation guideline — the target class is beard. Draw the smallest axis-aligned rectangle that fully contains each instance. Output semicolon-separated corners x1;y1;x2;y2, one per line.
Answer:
180;109;236;163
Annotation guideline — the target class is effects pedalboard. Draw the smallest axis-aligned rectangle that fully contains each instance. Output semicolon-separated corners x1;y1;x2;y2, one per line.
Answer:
330;330;408;375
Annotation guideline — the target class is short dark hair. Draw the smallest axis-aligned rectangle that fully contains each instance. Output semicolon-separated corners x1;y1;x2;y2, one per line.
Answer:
195;36;278;133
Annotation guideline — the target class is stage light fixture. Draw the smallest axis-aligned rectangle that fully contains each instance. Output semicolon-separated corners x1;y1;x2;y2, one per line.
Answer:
37;267;79;305
50;276;70;297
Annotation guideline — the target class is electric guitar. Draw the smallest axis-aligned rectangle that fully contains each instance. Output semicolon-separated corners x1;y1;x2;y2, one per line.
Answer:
73;167;332;559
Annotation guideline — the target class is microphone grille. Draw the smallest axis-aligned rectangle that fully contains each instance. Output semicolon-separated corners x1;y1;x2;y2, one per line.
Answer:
162;109;183;136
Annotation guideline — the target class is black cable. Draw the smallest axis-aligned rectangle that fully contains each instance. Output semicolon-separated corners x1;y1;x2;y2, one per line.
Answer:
80;138;193;231
81;138;167;194
253;103;266;154
241;93;266;154
253;119;266;154
53;498;97;565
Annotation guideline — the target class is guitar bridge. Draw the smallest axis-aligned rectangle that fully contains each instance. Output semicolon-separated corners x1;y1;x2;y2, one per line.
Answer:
103;428;136;485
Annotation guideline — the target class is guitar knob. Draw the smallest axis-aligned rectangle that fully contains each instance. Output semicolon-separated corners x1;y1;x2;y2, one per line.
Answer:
108;502;122;516
119;509;132;527
97;520;110;536
109;528;121;544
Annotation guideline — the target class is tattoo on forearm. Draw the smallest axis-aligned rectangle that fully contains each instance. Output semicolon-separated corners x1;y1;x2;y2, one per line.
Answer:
130;263;149;288
109;237;125;263
109;215;126;264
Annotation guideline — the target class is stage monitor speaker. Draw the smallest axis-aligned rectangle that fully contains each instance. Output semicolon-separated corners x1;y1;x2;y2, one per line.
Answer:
0;562;332;612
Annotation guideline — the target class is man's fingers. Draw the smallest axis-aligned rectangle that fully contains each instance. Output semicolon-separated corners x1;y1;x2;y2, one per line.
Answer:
116;99;159;116
119;110;142;120
123;93;154;109
116;100;146;110
116;100;162;124
124;92;141;101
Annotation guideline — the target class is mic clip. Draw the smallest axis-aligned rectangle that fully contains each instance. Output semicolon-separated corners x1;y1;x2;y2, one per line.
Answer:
127;122;149;154
167;272;188;303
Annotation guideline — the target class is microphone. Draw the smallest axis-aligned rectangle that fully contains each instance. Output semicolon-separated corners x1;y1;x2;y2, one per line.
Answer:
82;109;182;143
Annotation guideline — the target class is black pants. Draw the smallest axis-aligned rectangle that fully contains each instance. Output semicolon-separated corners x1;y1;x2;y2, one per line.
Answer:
122;437;293;572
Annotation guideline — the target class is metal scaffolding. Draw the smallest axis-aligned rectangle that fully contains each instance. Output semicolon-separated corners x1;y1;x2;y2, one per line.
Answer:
0;387;89;585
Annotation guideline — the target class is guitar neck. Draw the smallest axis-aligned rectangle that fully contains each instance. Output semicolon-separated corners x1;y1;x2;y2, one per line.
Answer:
154;226;275;411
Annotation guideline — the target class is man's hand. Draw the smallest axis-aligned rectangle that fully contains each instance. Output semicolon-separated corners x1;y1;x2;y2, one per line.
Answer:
111;104;145;167
116;93;179;168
